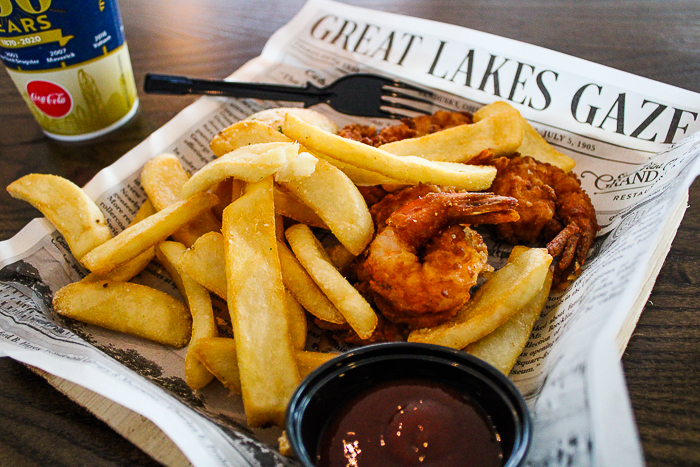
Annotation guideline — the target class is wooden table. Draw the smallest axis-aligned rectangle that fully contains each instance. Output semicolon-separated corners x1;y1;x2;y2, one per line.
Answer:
1;1;699;465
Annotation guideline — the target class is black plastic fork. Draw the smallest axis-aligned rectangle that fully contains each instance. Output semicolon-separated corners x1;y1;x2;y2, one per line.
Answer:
144;73;434;119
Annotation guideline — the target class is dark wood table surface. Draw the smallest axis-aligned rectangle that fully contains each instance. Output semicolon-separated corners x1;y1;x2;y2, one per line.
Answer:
1;1;699;465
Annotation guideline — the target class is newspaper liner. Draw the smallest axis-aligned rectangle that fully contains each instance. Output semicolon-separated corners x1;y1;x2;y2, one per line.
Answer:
2;1;700;465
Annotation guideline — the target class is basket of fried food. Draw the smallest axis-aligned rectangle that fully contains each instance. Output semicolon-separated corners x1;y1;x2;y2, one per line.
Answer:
7;101;599;441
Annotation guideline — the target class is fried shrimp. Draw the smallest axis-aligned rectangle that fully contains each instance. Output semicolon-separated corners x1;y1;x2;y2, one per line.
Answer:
363;191;519;329
472;152;600;289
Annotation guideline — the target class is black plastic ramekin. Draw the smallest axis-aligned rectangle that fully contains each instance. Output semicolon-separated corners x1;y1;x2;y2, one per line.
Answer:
286;342;531;466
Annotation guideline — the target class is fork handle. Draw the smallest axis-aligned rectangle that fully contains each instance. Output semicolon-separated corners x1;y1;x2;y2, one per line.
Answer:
144;73;328;106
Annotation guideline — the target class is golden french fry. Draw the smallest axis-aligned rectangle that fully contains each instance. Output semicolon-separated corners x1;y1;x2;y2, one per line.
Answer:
223;177;300;428
285;290;308;351
316;153;404;186
210;120;291;157
282;114;497;191
274;185;327;229
286;224;377;339
82;200;157;283
190;337;242;394
466;249;553;375
53;280;191;348
408;248;552;349
179;232;347;326
278;240;345;324
7;174;112;262
378;111;523;162
81;193;219;274
141;154;221;247
278;157;373;255
295;350;338;378
192;336;336;395
273;150;319;183
181;142;298;198
473;101;576;172
245;107;339;134
179;232;227;299
156;241;218;390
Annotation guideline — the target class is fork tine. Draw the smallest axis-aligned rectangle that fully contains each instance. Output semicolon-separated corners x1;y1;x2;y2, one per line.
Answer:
382;87;435;106
380;96;433;115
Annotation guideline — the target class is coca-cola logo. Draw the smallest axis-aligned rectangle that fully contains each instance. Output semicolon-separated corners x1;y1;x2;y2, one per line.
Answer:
26;80;73;118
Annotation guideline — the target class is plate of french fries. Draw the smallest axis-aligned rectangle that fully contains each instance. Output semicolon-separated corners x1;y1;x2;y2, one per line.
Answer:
6;101;577;453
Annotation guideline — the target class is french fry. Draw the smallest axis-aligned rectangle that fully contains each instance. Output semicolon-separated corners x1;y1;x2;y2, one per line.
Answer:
295;350;338;378
7;174;112;262
378;111;523;162
178;232;227;299
141;154;221;247
466;247;553;375
192;336;337;394
286;224;377;339
81;193;219;274
190;337;242;394
273;185;327;228
53;280;191;348
82;199;157;283
181;142;298;198
285;290;308;351
278;241;346;324
156;241;217;390
245;107;339;134
316;153;405;186
223;176;300;427
473;101;576;172
210;120;290;157
282;114;497;191
278;157;374;255
408;248;552;349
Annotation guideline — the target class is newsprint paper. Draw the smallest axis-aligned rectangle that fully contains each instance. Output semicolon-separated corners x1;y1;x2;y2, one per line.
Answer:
2;1;700;466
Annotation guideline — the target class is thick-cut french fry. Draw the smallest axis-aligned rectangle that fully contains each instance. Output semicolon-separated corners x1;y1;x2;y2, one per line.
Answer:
82;200;157;283
378;111;523;162
245;107;339;134
179;232;346;325
278;240;345;324
278;158;373;255
295;350;338;378
81;193;219;274
192;336;337;394
210;120;290;157
283;114;497;191
210;107;338;158
408;248;552;349
274;186;327;229
156;241;217;389
53;280;191;348
286;224;377;339
7;174;112;262
316;153;405;186
141;154;221;247
223;177;300;427
473;101;576;172
285;290;308;351
466;248;553;375
178;232;227;299
190;337;242;394
182;142;298;198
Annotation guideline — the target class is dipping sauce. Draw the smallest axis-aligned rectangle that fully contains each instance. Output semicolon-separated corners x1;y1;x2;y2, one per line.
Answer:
317;378;504;467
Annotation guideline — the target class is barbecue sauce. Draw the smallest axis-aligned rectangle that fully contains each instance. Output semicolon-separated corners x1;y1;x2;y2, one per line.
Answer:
317;378;504;467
